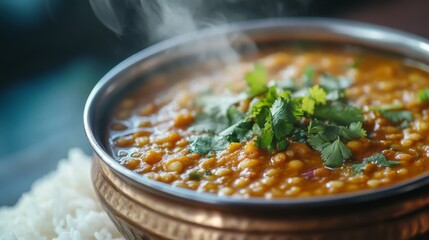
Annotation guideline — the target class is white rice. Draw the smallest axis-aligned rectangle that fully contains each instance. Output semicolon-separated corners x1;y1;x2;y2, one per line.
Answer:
0;149;123;240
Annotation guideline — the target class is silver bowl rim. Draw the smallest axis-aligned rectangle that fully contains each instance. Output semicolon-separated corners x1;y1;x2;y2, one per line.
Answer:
84;17;429;208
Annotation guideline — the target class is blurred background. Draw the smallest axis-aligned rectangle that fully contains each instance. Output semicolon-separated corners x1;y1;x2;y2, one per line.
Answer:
1;0;428;206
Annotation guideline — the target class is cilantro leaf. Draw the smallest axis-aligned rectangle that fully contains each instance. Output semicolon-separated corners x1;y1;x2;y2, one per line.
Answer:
351;163;365;175
219;119;253;142
252;123;262;135
308;120;365;144
321;138;352;168
302;96;316;114
254;114;274;152
251;86;279;127
270;98;295;140
189;112;229;133
301;85;326;115
277;139;289;151
340;122;367;141
352;153;399;174
369;104;412;128
323;125;342;140
380;110;413;128
264;86;281;105
290;98;304;121
314;102;364;125
245;63;268;97
307;119;325;135
307;133;331;151
190;95;242;133
227;107;246;125
369;104;404;112
253;105;270;129
290;128;307;143
196;95;239;119
363;153;400;167
307;121;336;150
418;88;429;102
188;135;228;155
307;120;362;168
309;85;327;104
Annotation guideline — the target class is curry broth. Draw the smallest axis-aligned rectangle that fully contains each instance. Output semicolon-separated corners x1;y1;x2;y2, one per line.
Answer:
107;46;429;198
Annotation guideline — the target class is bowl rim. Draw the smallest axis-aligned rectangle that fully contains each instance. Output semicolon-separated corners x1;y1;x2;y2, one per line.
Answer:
84;17;429;208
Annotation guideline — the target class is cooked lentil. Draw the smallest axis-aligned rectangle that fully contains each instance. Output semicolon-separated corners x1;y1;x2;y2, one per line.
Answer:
108;46;429;198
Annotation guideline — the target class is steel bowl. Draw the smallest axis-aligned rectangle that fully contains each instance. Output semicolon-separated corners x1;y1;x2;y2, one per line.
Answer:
84;18;429;239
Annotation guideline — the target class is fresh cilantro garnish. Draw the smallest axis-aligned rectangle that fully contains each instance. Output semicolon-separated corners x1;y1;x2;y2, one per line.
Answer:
261;98;298;152
252;89;302;152
188;135;227;155
418;88;429;102
189;63;368;169
369;104;404;112
189;113;229;133
290;128;307;143
271;98;296;140
251;86;280;126
321;138;352;168
219;119;253;142
196;95;240;119
308;120;366;142
308;132;331;151
245;63;268;97
314;102;364;125
307;120;365;167
352;153;399;174
254;114;275;152
369;104;412;128
302;85;327;115
189;95;242;133
204;170;212;176
380;110;413;128
309;85;327;105
302;96;316;115
340;122;367;141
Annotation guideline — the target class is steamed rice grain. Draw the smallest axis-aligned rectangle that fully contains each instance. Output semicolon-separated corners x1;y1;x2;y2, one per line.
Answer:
0;149;123;240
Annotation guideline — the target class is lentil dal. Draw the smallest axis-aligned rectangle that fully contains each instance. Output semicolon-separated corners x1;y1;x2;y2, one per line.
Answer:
108;46;429;198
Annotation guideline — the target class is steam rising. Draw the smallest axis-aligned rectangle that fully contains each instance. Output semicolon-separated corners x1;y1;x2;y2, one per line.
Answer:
90;0;261;64
89;0;124;36
136;0;198;42
90;0;210;42
90;0;313;66
90;0;314;43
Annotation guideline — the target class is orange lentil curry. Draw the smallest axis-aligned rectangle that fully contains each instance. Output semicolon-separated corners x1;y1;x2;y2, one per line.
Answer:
108;46;429;198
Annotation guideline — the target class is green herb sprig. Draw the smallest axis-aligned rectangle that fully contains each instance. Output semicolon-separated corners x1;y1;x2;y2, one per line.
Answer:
188;63;369;168
352;153;399;174
370;104;413;129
